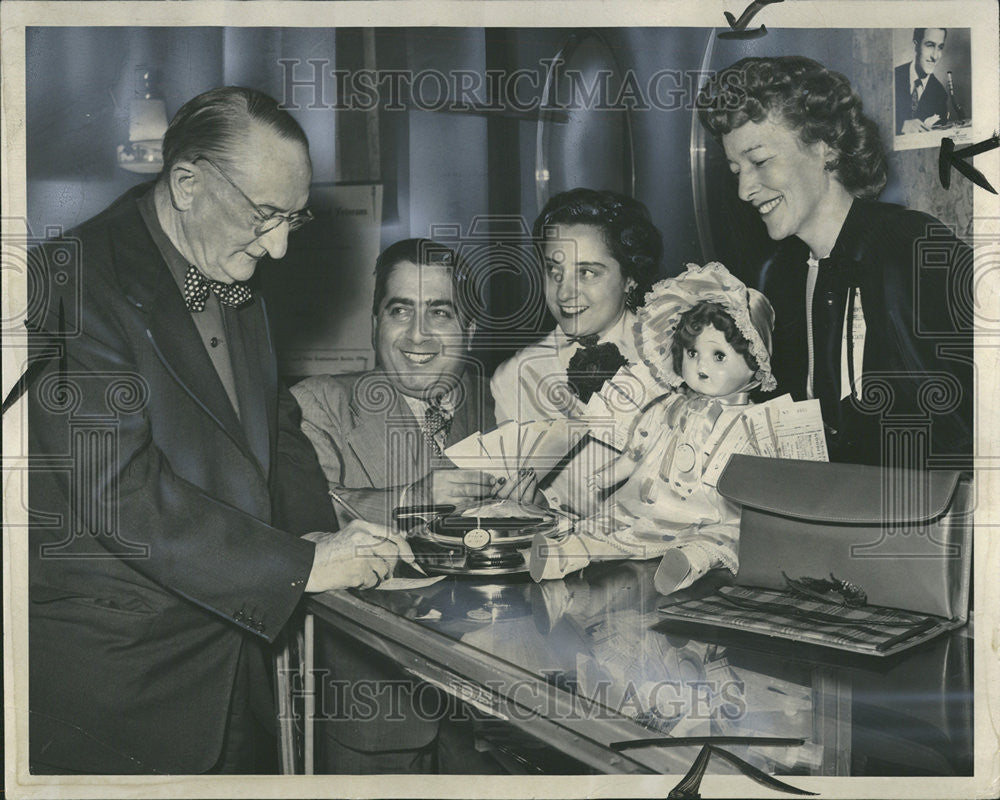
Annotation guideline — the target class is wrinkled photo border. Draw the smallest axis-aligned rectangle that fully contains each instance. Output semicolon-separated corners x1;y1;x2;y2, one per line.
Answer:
3;1;999;798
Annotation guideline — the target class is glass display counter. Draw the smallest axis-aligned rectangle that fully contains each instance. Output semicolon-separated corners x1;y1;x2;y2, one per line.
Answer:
302;560;972;777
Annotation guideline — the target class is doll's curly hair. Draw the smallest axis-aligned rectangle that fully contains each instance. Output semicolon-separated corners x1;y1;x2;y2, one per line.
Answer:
533;188;663;310
697;56;887;200
671;301;760;378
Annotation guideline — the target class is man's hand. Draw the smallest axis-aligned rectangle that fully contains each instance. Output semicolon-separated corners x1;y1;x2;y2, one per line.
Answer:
301;521;416;593
901;115;940;134
408;468;497;506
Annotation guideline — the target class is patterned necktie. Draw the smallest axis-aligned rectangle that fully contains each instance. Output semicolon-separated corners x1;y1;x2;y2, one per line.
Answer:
911;78;922;114
422;403;452;457
183;265;253;312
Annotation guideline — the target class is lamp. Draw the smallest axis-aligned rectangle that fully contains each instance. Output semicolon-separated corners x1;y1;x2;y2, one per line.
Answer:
117;68;167;173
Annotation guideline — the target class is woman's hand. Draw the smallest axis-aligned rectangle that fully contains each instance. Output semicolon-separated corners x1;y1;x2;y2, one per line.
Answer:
492;468;540;504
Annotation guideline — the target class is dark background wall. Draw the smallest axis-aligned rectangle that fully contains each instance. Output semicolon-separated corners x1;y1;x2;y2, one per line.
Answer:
26;26;972;376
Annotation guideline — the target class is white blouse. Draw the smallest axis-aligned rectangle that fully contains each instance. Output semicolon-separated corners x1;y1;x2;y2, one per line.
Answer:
490;310;641;425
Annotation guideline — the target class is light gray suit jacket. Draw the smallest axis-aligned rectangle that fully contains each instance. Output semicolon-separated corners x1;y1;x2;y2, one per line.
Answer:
291;368;494;525
289;368;494;755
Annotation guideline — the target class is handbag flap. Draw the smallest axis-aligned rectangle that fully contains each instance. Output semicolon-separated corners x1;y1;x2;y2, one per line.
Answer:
717;455;961;524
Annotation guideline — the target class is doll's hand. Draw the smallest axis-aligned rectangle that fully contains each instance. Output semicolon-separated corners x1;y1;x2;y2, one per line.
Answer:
528;532;592;581
653;549;696;596
653;543;718;596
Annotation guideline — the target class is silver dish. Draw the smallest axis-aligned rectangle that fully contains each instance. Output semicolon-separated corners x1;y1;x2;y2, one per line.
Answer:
408;502;566;576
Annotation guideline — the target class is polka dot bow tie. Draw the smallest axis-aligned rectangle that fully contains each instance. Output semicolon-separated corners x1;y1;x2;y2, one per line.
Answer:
183;265;253;312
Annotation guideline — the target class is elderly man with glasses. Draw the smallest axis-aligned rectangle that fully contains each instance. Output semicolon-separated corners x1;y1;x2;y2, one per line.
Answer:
27;86;412;775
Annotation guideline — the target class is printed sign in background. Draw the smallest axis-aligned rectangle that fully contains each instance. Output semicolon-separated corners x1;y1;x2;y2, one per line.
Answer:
261;183;383;377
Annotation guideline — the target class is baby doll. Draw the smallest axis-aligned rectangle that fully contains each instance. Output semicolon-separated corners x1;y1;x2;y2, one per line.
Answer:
529;262;776;595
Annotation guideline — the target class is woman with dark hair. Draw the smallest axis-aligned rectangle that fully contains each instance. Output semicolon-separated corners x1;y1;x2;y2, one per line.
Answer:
698;56;972;467
491;188;663;425
489;188;663;514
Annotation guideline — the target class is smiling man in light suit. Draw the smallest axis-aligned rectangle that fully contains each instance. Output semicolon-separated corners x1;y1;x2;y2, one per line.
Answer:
28;87;412;775
291;238;499;772
293;238;498;525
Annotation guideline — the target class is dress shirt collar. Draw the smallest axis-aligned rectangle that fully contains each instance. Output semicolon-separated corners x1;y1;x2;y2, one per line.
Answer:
137;187;198;296
401;387;458;420
554;309;637;364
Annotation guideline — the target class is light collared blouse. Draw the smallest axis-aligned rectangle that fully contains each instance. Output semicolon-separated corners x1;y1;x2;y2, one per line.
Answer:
491;310;640;425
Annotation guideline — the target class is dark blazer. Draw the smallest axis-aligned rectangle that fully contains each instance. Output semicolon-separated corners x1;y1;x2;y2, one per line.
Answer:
895;62;949;134
758;199;973;468
28;184;336;773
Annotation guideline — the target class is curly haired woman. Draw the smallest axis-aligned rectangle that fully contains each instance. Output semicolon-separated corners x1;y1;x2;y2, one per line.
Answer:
698;56;972;467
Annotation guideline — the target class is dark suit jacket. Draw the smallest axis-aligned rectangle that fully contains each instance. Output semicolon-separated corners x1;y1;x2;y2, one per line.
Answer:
758;199;973;467
895;62;949;134
28;184;336;773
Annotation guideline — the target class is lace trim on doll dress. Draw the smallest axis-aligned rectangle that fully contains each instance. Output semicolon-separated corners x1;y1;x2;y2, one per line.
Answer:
636;262;777;392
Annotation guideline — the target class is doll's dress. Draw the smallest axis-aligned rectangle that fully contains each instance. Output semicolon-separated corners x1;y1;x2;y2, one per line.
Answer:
573;388;760;571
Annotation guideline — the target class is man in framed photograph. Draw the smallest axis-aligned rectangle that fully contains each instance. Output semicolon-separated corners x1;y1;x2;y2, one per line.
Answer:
895;27;950;134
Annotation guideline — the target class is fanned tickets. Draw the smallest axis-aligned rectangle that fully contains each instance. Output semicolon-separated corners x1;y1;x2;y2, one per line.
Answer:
446;373;827;505
772;398;829;461
742;394;793;458
444;418;589;481
741;394;828;462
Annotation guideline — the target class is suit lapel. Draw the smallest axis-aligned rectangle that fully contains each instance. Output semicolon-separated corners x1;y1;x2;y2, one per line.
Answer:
114;198;260;467
447;372;486;445
227;300;272;476
344;374;424;487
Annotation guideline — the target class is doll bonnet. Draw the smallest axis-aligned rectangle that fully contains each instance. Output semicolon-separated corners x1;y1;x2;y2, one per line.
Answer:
636;262;776;392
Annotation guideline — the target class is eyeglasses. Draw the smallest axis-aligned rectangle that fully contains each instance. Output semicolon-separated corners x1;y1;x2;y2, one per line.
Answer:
195;155;314;237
